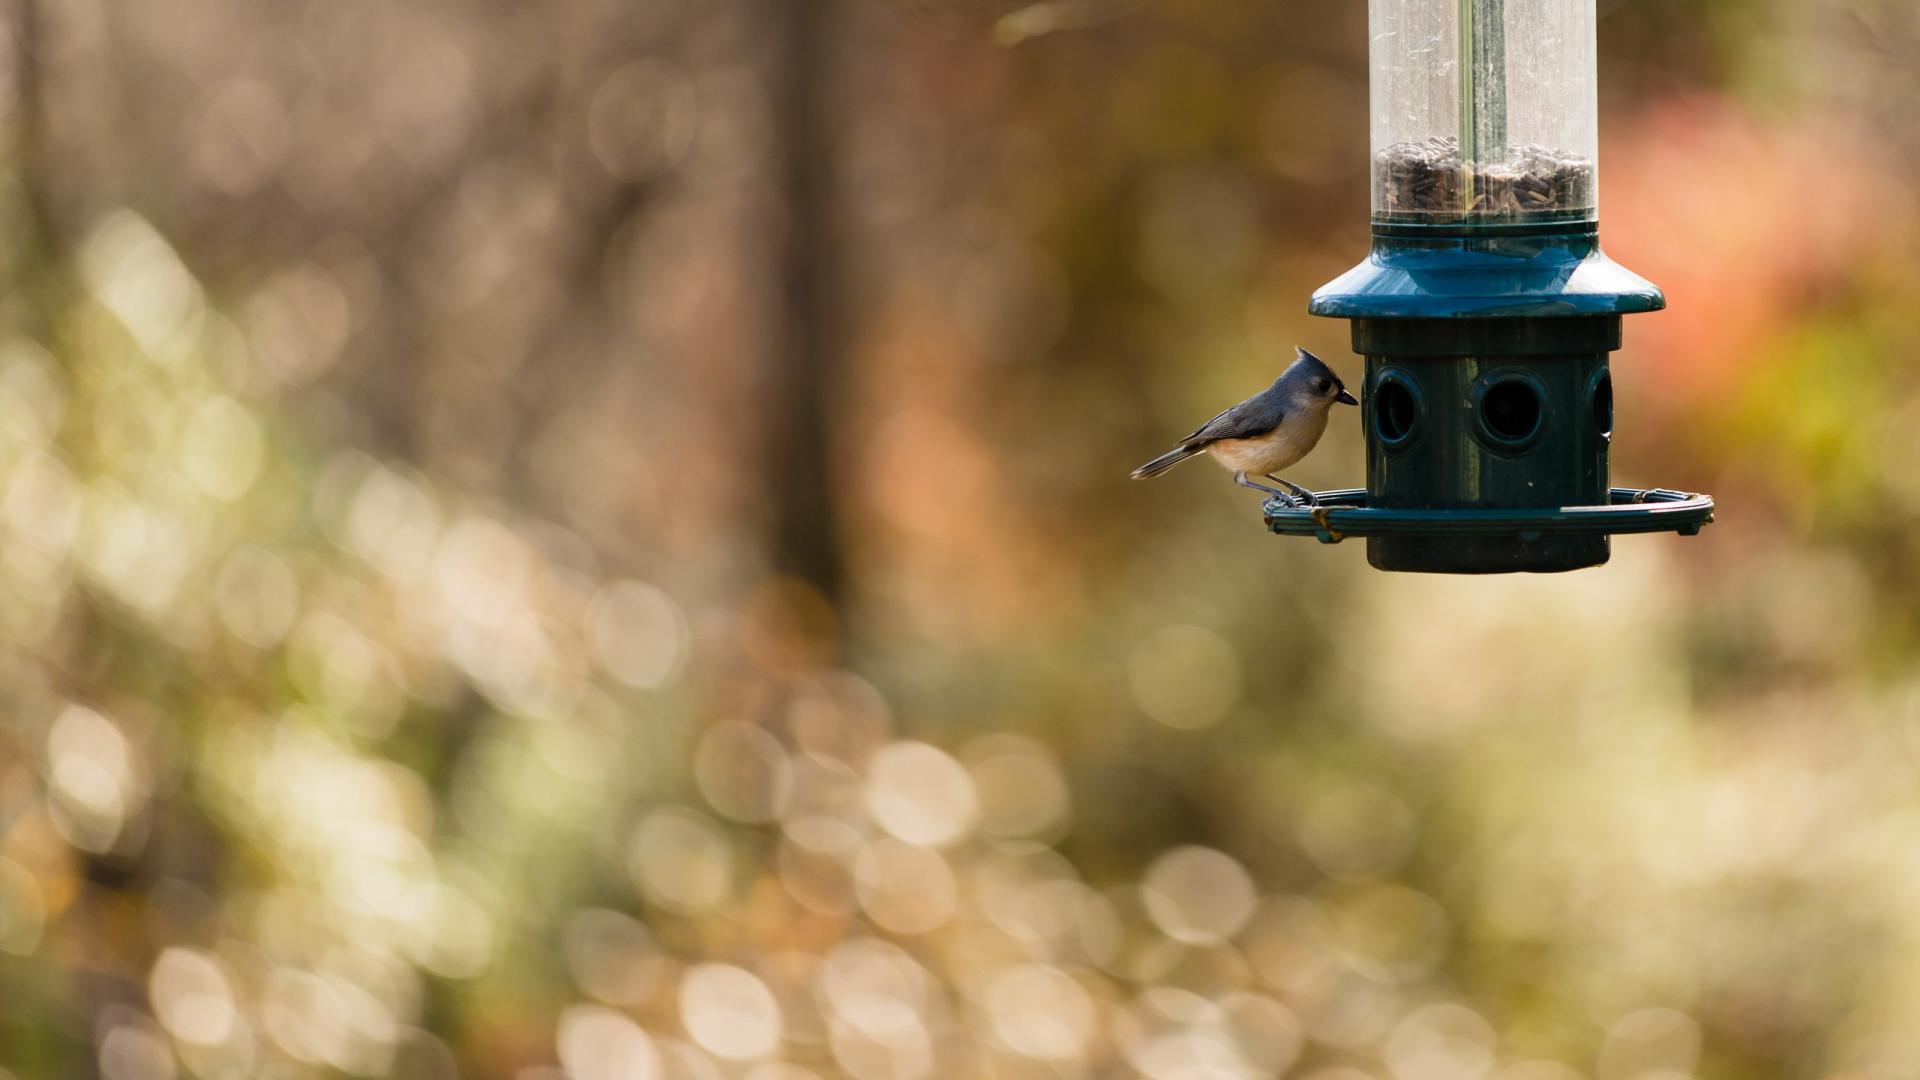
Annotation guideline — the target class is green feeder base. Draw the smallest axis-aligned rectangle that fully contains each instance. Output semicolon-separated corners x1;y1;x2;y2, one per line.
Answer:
1263;487;1716;574
1293;220;1714;574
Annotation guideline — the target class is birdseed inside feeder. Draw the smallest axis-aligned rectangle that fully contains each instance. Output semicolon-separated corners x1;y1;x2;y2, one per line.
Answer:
1268;0;1714;573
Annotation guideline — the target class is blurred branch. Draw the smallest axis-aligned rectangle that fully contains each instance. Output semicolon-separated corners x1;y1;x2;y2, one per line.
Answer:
766;0;848;604
11;0;45;210
994;0;1149;46
11;0;62;321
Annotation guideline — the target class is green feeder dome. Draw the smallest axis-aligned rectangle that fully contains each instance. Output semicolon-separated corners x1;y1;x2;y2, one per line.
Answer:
1268;0;1714;573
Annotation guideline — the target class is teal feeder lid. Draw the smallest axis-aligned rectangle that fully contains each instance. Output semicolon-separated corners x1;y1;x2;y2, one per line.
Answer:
1276;0;1713;574
1309;222;1664;320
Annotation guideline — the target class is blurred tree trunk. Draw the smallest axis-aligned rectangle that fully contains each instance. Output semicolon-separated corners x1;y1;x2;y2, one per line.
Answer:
12;0;61;331
765;0;847;605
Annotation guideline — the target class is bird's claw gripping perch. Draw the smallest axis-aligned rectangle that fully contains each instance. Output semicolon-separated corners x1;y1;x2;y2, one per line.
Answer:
1268;475;1318;506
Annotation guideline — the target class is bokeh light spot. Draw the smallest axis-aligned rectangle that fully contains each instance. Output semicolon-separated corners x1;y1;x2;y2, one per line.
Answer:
853;838;957;935
984;965;1095;1061
81;212;202;350
46;704;143;854
246;263;350;386
1128;625;1242;731
182;396;264;501
1384;1003;1497;1080
1143;846;1257;945
558;1005;661;1080
1220;992;1304;1075
629;808;733;912
1494;1062;1585;1080
411;884;494;979
742;1067;821;1080
1297;779;1418;880
99;1019;178;1080
566;909;670;1008
817;938;931;1045
346;463;441;579
863;741;977;848
1599;1008;1702;1080
694;721;792;824
589;62;699;182
149;948;237;1046
680;963;782;1061
1242;896;1337;994
1334;884;1450;984
964;734;1070;840
586;580;690;689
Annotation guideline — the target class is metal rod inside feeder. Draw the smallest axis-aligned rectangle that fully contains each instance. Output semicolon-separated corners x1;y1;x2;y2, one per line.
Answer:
1460;0;1507;213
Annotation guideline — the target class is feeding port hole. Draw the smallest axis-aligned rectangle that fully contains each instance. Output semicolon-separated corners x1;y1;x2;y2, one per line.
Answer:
1373;373;1419;447
1591;371;1613;439
1475;375;1544;449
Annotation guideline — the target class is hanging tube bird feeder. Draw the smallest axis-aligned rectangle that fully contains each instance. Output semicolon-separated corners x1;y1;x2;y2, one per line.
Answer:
1266;0;1713;573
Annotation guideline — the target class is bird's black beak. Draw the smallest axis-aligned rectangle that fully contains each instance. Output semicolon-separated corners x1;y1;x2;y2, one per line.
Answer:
1336;388;1359;406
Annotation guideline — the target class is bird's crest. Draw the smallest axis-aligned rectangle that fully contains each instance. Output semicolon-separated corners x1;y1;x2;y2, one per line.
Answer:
1292;346;1338;382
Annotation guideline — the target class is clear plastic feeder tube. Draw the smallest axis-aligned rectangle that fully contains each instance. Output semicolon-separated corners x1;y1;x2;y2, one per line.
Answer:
1370;0;1599;223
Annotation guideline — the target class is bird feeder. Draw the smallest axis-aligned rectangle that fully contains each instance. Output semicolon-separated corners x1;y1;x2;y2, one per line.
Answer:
1267;0;1713;573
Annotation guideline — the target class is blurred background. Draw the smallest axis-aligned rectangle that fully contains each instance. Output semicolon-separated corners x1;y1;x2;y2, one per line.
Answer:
0;0;1917;1077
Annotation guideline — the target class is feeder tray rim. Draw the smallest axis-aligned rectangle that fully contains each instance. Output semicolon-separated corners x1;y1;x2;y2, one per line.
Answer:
1265;487;1715;545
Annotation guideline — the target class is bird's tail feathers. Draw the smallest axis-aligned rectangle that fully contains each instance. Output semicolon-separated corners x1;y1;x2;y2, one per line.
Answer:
1131;445;1201;480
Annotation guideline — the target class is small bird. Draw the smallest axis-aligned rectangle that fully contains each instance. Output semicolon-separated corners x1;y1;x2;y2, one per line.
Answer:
1132;347;1358;504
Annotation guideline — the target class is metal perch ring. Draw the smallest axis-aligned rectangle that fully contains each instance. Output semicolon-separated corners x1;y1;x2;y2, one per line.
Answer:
1265;487;1715;546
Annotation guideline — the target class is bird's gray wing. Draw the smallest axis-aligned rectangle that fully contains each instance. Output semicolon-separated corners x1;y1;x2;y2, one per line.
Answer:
1180;388;1288;446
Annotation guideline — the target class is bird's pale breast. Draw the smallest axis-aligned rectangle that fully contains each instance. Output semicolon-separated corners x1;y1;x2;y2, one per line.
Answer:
1205;408;1329;474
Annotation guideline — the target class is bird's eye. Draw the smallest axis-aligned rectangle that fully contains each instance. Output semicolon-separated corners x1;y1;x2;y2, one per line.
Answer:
1312;378;1330;394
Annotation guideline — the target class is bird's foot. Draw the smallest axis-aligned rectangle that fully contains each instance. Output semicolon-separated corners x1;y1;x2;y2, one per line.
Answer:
1267;476;1319;506
1233;471;1292;500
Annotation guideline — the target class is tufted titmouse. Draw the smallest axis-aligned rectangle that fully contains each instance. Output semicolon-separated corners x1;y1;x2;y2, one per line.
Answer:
1131;347;1357;505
